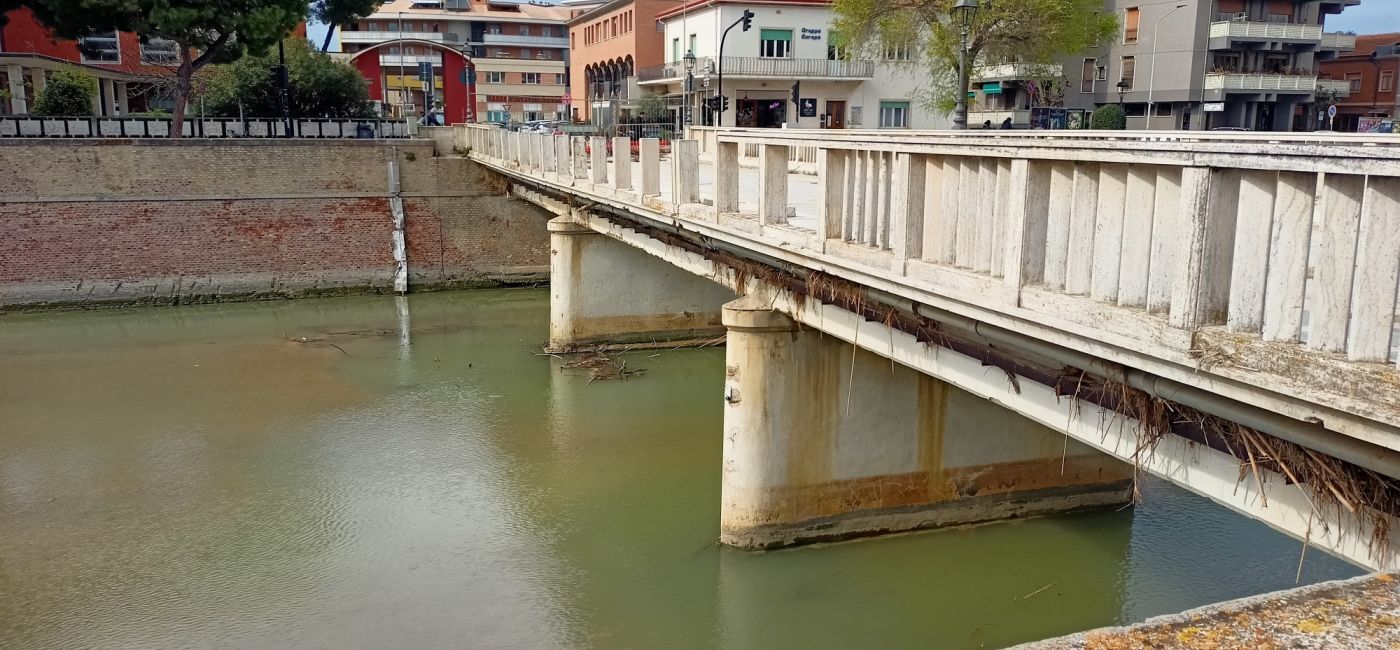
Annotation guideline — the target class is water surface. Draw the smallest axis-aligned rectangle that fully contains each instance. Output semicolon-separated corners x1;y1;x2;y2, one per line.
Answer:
0;290;1360;649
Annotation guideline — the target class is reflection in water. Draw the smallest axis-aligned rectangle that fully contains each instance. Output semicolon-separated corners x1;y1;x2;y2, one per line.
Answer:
0;290;1360;649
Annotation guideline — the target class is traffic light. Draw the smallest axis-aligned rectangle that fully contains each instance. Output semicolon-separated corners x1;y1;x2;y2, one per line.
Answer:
791;81;800;106
741;9;754;31
721;95;730;112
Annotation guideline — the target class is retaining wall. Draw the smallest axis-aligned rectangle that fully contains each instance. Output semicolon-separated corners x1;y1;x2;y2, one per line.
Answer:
0;138;549;309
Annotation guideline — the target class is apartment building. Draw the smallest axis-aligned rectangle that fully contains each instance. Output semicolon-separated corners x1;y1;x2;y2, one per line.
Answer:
1319;32;1399;131
340;0;570;123
638;0;950;129
0;7;212;115
567;0;672;124
1064;0;1360;131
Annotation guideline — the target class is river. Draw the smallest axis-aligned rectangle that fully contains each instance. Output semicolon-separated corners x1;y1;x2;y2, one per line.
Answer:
0;290;1360;649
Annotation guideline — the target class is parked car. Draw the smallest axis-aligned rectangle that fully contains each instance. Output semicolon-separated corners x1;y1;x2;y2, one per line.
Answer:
1210;126;1252;132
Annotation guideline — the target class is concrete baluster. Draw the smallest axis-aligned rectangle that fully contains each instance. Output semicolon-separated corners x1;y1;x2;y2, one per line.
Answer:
1226;170;1280;332
1090;164;1128;302
1259;172;1314;341
1119;165;1163;308
759;143;789;225
1064;162;1100;295
612;136;631;190
1169;167;1242;329
865;152;884;246
954;159;977;267
1041;162;1075;290
590;136;608;185
1146;168;1183;314
889;152;926;267
716;141;740;215
989;160;1011;277
917;156;944;264
672;139;699;205
572;136;589;181
639;138;661;197
973;159;997;273
556;136;572;184
1347;176;1400;362
817;148;846;243
848;152;866;243
1001;158;1051;295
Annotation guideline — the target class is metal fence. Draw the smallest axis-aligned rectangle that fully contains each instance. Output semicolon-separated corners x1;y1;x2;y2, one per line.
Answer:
0;116;411;139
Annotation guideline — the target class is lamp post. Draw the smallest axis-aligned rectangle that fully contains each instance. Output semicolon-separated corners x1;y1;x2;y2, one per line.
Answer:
951;0;979;130
1117;80;1130;105
1146;3;1187;129
683;50;696;126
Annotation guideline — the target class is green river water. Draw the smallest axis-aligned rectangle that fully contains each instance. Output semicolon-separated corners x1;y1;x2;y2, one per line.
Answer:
0;289;1360;649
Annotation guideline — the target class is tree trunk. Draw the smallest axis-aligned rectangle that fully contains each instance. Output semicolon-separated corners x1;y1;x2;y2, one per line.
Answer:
321;24;335;52
170;50;194;139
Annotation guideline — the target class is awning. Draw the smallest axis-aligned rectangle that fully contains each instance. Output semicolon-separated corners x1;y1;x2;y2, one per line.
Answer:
982;82;1003;95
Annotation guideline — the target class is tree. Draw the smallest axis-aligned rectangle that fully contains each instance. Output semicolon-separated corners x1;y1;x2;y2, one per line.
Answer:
1090;104;1126;130
309;0;384;52
203;38;372;118
634;94;668;122
26;0;306;137
832;0;1118;113
32;66;97;116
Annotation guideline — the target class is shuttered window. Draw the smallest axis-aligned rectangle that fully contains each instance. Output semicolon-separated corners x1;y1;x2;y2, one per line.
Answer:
760;29;792;58
1124;8;1140;43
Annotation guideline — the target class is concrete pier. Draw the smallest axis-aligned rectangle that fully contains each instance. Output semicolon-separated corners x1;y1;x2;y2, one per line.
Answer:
719;295;1133;549
547;217;734;350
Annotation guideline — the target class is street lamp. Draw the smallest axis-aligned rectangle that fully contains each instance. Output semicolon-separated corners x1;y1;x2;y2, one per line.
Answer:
1117;80;1130;105
1146;3;1188;129
951;0;979;130
683;50;696;126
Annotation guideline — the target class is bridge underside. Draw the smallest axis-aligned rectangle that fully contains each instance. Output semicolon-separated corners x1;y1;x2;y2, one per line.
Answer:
505;163;1400;571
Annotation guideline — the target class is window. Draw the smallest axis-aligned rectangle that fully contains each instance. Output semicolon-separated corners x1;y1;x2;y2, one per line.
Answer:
78;29;120;63
1124;7;1140;44
387;22;398;31
759;29;793;58
1080;58;1095;93
404;46;415;55
1382;71;1394;93
1347;72;1363;93
1120;56;1136;91
521;48;531;59
520;25;530;36
1180;107;1192;130
672;37;680;62
883;43;911;61
689;33;697;56
555;73;565;84
1123;103;1147;117
536;50;550;59
140;37;179;65
488;23;503;34
486;71;505;83
486;110;510;122
1095;65;1108;81
1154;102;1172;117
879;101;910;128
523;72;541;84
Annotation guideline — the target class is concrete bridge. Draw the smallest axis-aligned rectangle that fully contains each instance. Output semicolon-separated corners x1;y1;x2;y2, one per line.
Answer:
458;124;1400;572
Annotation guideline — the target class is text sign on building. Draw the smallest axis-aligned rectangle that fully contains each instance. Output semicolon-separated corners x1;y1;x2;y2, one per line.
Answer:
800;27;822;40
799;98;817;117
1204;102;1225;113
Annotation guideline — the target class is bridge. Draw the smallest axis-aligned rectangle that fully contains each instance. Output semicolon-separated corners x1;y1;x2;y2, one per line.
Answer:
458;124;1400;571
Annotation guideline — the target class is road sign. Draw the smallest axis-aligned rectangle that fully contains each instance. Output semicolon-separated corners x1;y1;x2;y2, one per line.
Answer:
1327;104;1338;119
562;93;572;104
418;62;434;82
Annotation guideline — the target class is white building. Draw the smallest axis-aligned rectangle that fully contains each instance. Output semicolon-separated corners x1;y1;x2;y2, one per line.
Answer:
637;0;950;129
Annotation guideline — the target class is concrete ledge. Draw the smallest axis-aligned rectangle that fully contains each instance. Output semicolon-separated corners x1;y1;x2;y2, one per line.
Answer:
720;479;1132;550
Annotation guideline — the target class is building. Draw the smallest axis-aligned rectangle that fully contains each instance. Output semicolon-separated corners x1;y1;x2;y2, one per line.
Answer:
0;7;192;115
1319;32;1399;131
1063;0;1360;131
338;0;571;124
637;0;950;129
566;0;671;125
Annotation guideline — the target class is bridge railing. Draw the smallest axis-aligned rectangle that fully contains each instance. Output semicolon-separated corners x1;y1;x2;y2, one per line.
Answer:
461;124;1400;415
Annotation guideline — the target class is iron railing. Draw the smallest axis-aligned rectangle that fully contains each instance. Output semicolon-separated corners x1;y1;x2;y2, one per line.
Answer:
637;56;874;82
0;116;411;138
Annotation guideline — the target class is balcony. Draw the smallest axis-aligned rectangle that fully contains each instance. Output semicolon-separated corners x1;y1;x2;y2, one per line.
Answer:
341;31;444;43
379;54;443;66
637;56;874;84
1208;21;1322;48
481;33;569;48
1321;32;1357;50
1318;79;1353;97
972;63;1062;82
1205;72;1318;93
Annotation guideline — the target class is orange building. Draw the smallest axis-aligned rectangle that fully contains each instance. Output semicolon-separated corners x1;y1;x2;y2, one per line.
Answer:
567;0;671;124
1319;33;1400;131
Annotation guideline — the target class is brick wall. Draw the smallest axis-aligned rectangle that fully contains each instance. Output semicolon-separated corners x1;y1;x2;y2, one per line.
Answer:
0;139;550;309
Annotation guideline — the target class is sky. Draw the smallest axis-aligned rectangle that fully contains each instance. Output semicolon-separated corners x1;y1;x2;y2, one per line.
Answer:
303;0;1400;53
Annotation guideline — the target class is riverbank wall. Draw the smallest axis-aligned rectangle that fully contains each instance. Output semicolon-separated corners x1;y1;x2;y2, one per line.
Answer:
0;138;550;310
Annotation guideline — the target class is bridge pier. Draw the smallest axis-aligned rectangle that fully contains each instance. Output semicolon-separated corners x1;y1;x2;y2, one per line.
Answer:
719;295;1133;549
547;217;734;350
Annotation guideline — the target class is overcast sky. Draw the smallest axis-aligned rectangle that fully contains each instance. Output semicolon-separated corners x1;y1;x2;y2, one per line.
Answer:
303;0;1400;54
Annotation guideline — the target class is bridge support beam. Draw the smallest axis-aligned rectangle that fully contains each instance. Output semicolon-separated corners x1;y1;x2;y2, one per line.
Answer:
547;217;734;350
719;295;1133;549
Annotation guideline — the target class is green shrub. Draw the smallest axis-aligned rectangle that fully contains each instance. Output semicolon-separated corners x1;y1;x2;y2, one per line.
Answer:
1090;104;1127;130
32;67;97;116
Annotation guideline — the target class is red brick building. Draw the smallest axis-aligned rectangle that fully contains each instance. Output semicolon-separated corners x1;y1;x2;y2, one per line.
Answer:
1;8;308;116
1319;32;1400;132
